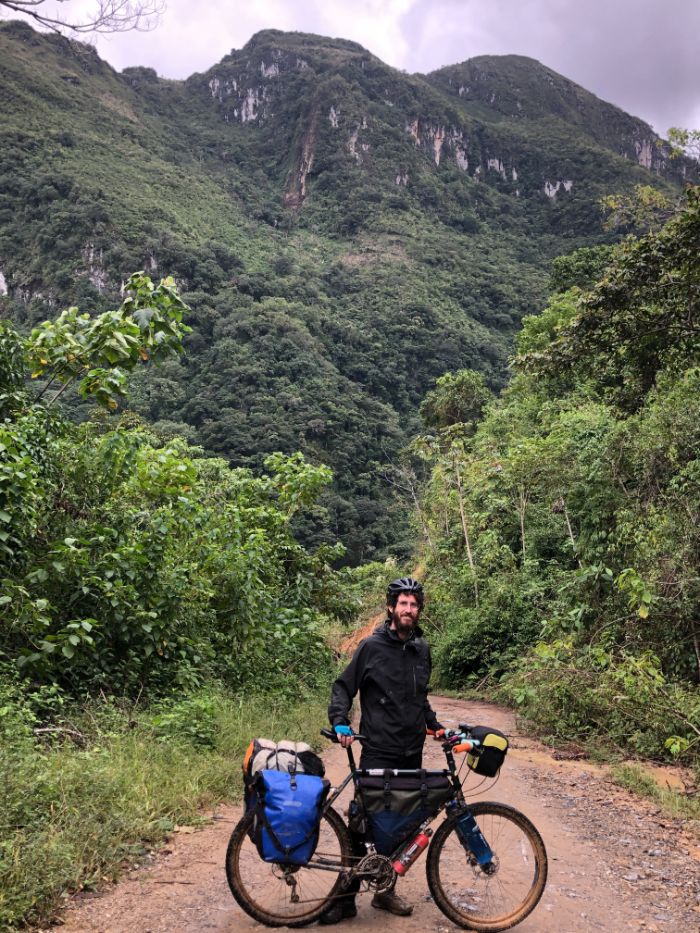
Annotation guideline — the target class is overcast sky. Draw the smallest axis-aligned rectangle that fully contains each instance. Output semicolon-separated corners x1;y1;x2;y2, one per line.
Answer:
5;0;698;136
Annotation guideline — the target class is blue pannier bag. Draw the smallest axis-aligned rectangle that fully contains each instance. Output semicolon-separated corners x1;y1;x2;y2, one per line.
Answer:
253;769;330;865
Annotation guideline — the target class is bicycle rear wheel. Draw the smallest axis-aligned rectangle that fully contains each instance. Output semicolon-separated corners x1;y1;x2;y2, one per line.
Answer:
226;806;352;927
427;801;547;932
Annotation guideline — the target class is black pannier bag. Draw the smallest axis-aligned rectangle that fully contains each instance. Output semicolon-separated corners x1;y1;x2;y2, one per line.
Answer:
357;769;452;856
465;726;509;777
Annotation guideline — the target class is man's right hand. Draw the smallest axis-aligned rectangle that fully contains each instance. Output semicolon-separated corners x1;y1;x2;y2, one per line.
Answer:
334;724;355;747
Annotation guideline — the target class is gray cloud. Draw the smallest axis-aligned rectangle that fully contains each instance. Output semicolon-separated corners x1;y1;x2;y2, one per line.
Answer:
396;0;700;134
4;0;698;135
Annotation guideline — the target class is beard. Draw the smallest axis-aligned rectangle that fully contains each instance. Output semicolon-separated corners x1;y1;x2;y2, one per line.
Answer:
390;607;417;638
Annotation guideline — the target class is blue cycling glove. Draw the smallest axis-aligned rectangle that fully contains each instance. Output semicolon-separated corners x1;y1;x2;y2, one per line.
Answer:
334;724;353;737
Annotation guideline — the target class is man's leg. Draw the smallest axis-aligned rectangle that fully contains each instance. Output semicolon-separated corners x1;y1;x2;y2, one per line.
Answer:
358;750;422;917
319;749;425;922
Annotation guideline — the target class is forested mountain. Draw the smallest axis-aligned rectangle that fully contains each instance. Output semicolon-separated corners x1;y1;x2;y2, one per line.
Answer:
2;22;699;926
0;21;694;560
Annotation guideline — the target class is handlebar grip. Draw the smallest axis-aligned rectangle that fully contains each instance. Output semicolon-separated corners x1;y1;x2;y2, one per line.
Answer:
320;728;338;743
453;741;475;754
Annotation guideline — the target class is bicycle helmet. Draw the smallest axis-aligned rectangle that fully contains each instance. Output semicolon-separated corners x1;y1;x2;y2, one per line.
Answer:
386;576;424;609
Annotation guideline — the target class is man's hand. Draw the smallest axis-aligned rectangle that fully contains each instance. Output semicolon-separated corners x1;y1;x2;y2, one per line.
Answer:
334;724;355;747
432;728;446;741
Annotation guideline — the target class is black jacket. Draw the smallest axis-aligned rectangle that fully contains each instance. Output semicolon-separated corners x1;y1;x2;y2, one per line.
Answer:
328;621;442;758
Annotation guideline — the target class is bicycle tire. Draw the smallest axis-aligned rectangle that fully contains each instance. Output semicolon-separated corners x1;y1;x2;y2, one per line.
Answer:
426;801;547;932
225;806;353;927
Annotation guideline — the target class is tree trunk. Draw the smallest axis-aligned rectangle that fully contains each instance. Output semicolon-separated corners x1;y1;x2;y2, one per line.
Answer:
453;456;479;606
561;497;583;569
517;485;528;563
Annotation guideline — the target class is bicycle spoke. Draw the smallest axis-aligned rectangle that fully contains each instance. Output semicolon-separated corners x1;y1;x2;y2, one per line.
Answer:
226;808;351;926
427;803;547;931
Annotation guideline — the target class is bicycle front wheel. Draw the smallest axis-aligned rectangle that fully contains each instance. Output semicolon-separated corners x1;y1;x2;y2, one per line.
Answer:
427;801;547;932
225;806;352;927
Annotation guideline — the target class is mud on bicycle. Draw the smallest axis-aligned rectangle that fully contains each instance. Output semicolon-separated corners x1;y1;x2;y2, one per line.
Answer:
226;724;548;931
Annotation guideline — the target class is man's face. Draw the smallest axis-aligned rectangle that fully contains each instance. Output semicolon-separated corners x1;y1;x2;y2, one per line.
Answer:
389;592;420;640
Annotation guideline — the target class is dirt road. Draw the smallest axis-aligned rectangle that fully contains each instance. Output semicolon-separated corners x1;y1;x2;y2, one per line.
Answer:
56;698;700;932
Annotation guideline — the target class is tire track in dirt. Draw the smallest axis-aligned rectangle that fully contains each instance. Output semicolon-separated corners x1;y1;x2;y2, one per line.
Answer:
53;697;700;932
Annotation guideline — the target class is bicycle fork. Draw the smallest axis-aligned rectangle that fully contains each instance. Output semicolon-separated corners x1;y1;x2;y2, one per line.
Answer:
450;804;496;873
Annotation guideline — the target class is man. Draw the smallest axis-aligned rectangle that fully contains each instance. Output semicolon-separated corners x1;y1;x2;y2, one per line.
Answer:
323;577;444;924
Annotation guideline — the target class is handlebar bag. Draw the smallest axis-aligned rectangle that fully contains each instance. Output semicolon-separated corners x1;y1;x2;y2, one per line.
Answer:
466;726;509;777
358;770;452;856
252;769;330;865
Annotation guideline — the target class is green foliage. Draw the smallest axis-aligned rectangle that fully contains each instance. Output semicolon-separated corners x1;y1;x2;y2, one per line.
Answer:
3;21;694;560
518;186;700;410
420;369;492;431
600;184;676;233
26;272;190;411
548;244;614;292
1;279;342;696
0;688;329;930
431;566;564;685
498;641;700;766
667;127;700;161
418;187;700;770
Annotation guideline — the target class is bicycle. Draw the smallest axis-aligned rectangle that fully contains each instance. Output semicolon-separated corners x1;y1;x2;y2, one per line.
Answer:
226;724;548;931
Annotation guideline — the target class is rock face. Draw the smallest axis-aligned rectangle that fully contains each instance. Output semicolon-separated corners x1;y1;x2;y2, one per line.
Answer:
186;35;690;212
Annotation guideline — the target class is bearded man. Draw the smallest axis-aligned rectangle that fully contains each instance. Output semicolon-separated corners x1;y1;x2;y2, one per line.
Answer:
324;577;444;922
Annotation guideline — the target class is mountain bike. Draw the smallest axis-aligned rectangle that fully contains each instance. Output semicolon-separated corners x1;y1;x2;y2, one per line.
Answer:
226;725;548;931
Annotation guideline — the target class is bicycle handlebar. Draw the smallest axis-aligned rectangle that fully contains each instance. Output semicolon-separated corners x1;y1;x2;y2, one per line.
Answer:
320;727;366;743
321;726;478;753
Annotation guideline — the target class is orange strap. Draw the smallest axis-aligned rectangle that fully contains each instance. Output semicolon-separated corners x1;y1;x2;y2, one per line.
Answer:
242;740;255;773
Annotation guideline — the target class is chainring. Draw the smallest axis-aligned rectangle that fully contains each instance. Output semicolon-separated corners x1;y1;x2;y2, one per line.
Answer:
355;853;396;893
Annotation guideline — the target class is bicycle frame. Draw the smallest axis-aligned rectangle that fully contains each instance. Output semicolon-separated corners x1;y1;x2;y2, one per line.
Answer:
312;731;487;880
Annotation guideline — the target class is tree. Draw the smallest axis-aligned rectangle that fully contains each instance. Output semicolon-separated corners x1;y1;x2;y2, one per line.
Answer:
1;274;344;695
0;0;164;34
668;127;700;162
420;370;492;432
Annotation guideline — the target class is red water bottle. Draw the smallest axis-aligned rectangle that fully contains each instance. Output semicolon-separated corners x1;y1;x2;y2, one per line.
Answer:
392;828;433;875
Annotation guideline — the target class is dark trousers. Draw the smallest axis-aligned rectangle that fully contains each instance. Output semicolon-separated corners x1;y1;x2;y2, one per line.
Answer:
343;749;423;900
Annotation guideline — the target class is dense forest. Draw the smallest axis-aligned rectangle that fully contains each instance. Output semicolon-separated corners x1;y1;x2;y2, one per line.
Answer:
1;20;695;560
422;186;700;765
1;19;699;929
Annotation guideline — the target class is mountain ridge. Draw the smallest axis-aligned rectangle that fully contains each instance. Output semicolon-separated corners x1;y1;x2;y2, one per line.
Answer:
0;21;695;560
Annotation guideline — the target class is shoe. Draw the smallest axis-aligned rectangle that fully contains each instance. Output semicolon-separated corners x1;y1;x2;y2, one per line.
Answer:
318;899;357;924
371;891;413;916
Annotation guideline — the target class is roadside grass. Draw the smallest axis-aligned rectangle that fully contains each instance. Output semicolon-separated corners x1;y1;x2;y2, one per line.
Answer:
610;763;700;830
0;690;329;930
